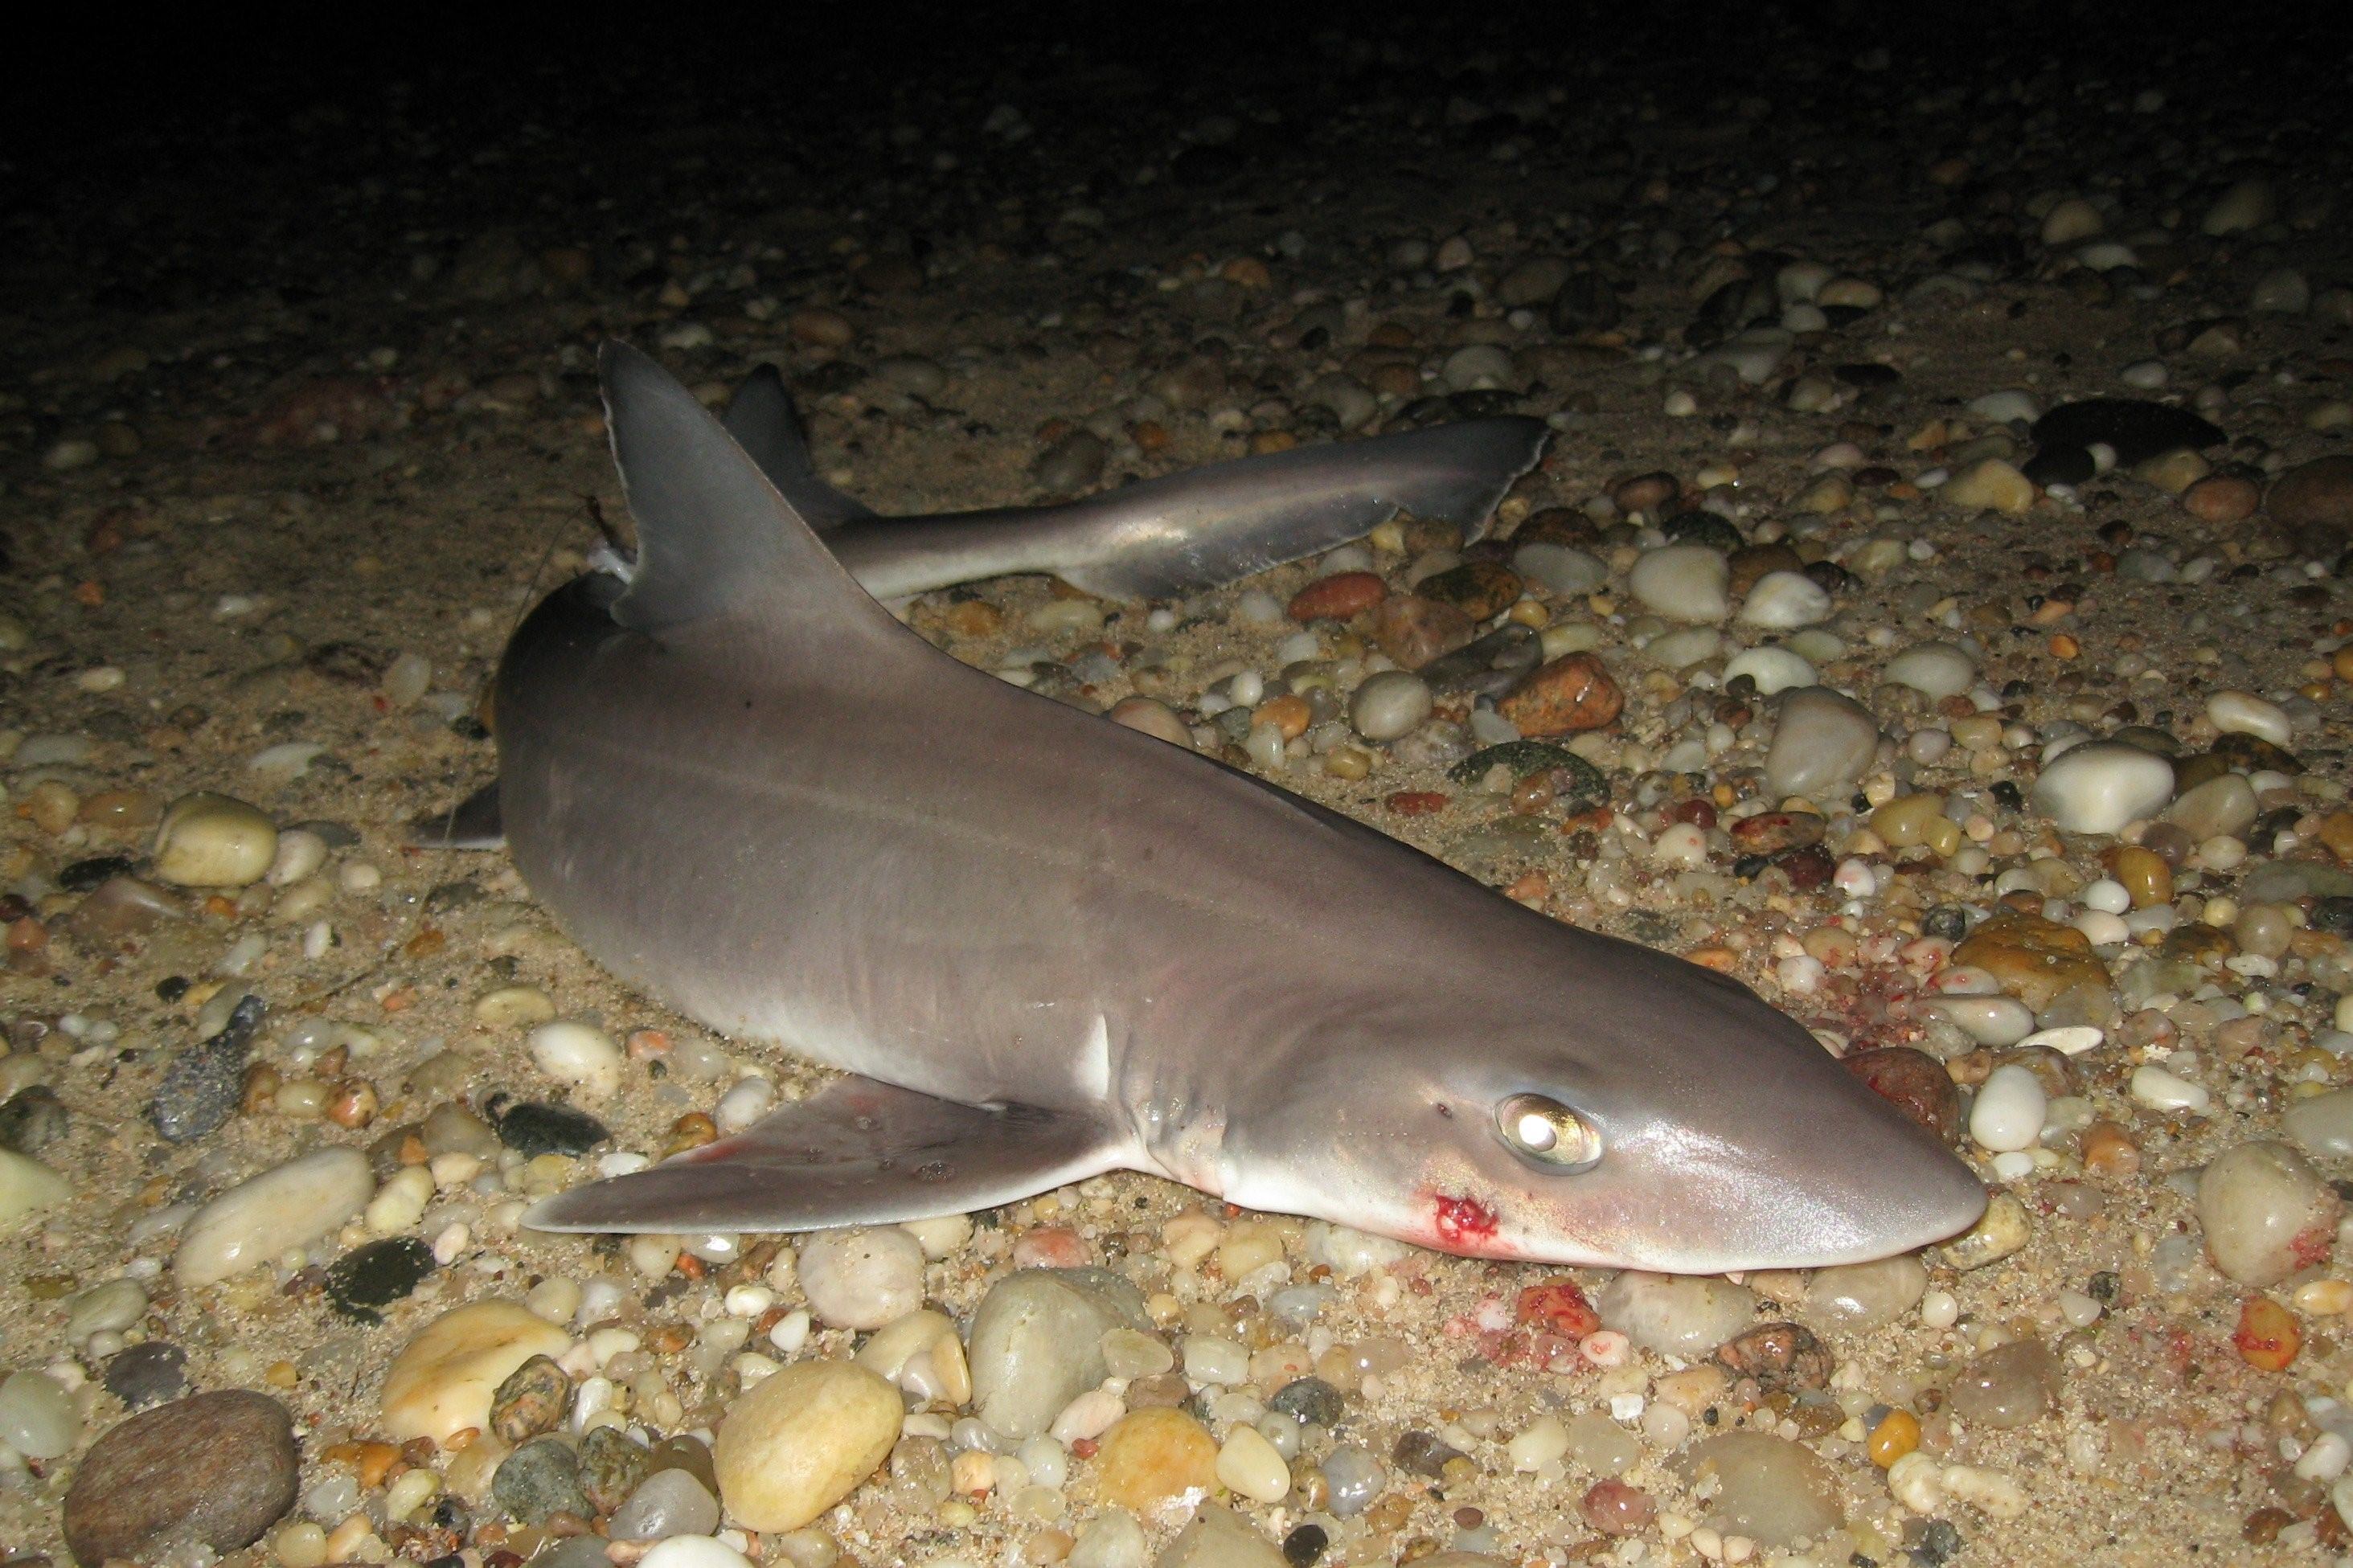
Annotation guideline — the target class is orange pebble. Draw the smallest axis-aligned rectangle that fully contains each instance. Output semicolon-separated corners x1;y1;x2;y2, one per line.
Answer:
2234;1297;2302;1372
1868;1409;1921;1468
2082;1120;2142;1176
2048;633;2080;660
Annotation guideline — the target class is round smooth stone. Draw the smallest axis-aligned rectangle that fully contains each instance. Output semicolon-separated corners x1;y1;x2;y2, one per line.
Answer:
62;1392;299;1566
1929;995;2035;1048
2030;743;2174;834
1628;545;1731;623
1513;543;1607;597
1724;645;1815;694
1884;642;1977;699
609;1467;723;1541
967;1267;1150;1440
1596;1272;1757;1356
2166;773;2258;840
0;1147;71;1228
2207;690;2292;746
2196;1141;2341;1286
1736;571;1830;629
150;792;279;888
1764;688;1880;803
2285;1089;2353;1158
1350;671;1433;741
638;1537;756;1568
68;1277;150;1341
527;1021;623;1099
0;1369;80;1458
174;1148;374;1288
1108;696;1192;748
1675;1433;1842;1548
1644;627;1721;669
379;1301;572;1443
2080;878;2130;915
797;1226;927;1330
1442;345;1515;391
1799;1255;1928;1330
712;1359;903;1532
1941;458;2035;514
1969;1065;2048;1153
1967;390;2041;424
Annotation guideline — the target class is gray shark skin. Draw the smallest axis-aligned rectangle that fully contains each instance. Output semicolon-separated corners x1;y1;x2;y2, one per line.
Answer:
512;343;1986;1271
721;362;1550;603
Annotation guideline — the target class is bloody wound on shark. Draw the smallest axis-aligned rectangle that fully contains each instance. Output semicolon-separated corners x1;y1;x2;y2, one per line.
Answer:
457;342;1984;1271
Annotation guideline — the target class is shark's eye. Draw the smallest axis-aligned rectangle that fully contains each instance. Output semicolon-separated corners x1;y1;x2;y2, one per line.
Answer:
1496;1094;1601;1169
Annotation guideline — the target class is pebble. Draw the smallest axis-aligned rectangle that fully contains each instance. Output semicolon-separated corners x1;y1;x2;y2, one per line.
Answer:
0;1368;79;1457
2201;178;2275;235
798;1226;927;1329
2031;742;2175;834
1949;1340;2060;1429
2166;773;2258;839
150;997;265;1144
1215;1423;1292;1502
1513;542;1606;597
1350;670;1433;741
1160;1503;1285;1568
2207;691;2291;746
379;1300;572;1443
1800;1255;1929;1329
151;792;279;887
1940;1193;2031;1271
2251;268;2311;315
2267;456;2353;530
1941;458;2035;514
1677;1433;1843;1547
1597;1271;1759;1355
105;1341;190;1409
496;1100;610;1156
1970;1064;2049;1153
495;1436;591;1524
0;1145;71;1227
1495;653;1622;736
1723;645;1814;694
0;1084;67;1154
68;1276;150;1340
1884;642;1977;699
1764;688;1880;803
968;1267;1150;1439
640;1537;753;1568
1737;571;1830;628
2196;1141;2340;1285
2285;1089;2353;1157
1091;1406;1219;1514
1287;572;1387;623
712;1357;900;1531
1628;545;1730;622
1952;912;2109;1011
611;1467;724;1541
1930;994;2036;1047
174;1146;373;1286
62;1392;299;1565
1035;432;1107;493
527;1021;625;1099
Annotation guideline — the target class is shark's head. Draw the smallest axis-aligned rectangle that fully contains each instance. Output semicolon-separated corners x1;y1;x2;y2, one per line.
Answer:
1219;940;1986;1274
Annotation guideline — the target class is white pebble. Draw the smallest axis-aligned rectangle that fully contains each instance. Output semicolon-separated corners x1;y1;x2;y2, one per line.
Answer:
1969;1065;2048;1153
2130;1065;2209;1113
527;1021;623;1099
2207;690;2291;746
1629;545;1731;623
1737;571;1830;629
1724;646;1815;695
797;1227;927;1329
2031;743;2174;835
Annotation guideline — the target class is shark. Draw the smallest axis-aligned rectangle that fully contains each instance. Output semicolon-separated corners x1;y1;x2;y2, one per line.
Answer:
490;343;1985;1270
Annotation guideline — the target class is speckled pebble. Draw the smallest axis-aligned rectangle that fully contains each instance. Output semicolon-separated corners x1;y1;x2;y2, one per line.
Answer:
2197;1140;2340;1285
1597;1271;1758;1355
711;1357;904;1532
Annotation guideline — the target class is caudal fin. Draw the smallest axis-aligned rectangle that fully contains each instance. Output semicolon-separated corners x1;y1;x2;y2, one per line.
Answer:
1054;415;1549;602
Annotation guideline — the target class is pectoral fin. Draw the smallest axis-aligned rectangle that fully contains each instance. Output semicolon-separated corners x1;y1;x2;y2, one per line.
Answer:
407;782;505;850
523;1073;1120;1234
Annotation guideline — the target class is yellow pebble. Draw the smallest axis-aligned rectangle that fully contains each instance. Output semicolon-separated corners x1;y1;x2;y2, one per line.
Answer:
1870;793;1949;849
1868;1409;1921;1468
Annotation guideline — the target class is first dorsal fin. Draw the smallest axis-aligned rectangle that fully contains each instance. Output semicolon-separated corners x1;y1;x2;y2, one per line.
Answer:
600;342;893;642
722;365;875;533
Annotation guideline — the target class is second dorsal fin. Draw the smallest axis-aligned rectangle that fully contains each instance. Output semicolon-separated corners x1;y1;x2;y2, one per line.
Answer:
722;365;875;532
600;342;895;644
